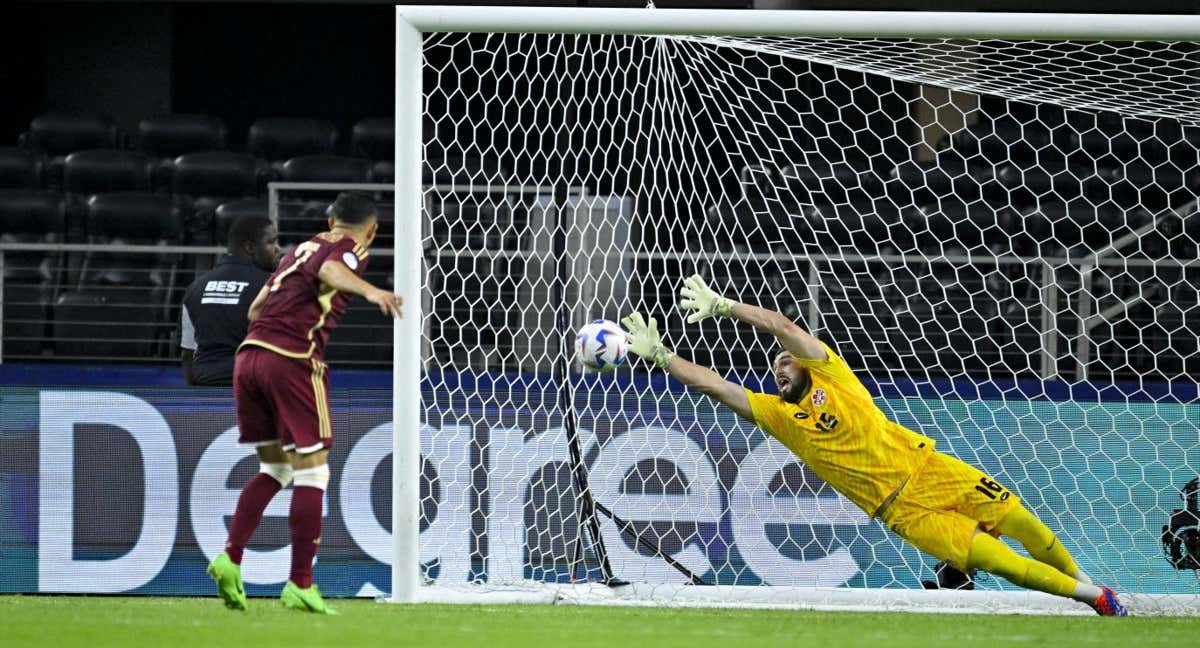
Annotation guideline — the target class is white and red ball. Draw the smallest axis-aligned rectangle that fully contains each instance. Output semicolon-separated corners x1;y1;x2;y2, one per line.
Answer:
575;319;628;372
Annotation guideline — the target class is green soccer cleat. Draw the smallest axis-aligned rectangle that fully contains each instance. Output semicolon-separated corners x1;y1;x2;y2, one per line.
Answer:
280;580;338;615
206;552;248;611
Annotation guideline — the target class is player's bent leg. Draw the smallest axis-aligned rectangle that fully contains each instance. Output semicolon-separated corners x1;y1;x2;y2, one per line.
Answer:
224;442;291;564
994;505;1091;583
966;530;1126;615
280;449;335;614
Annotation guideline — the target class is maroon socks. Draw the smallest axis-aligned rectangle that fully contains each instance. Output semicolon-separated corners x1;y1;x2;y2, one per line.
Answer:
287;485;324;588
224;472;284;565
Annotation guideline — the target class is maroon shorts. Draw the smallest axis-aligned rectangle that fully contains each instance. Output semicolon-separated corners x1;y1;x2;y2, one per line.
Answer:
233;345;333;454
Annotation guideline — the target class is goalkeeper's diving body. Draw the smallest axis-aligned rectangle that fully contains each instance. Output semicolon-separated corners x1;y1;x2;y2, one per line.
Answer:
621;275;1127;616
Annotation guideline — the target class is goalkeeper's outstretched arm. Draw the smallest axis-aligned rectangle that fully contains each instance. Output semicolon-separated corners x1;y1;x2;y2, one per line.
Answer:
679;274;826;362
621;313;753;422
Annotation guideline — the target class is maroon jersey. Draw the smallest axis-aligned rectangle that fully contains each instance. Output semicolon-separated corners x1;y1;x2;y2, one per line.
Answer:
241;231;369;361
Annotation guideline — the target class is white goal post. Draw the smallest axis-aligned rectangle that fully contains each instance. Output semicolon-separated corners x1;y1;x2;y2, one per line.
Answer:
392;6;1200;614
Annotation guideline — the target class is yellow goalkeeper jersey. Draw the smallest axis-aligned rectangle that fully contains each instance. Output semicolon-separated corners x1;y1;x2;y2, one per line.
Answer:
745;344;935;517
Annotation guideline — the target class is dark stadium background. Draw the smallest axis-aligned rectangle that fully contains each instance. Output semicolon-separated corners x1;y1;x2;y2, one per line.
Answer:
0;0;1195;150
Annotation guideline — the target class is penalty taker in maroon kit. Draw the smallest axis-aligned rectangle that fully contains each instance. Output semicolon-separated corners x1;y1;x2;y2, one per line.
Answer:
206;192;402;614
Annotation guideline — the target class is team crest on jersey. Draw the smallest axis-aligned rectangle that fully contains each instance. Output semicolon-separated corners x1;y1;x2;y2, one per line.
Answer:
811;388;827;407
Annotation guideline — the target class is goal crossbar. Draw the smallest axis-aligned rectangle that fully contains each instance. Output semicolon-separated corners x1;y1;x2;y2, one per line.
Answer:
397;6;1200;40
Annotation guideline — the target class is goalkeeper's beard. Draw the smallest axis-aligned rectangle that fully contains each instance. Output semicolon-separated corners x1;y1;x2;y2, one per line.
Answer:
779;372;811;404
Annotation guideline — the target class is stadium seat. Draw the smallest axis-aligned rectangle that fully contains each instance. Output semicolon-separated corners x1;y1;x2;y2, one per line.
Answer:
82;192;182;285
20;113;122;157
886;151;991;205
1021;199;1144;256
1066;112;1177;164
76;192;183;357
172;152;266;243
0;190;66;358
351;118;394;160
53;288;157;359
368;161;394;183
137;114;228;158
800;201;912;254
214;199;269;246
281;155;371;183
912;200;1020;256
992;160;1111;207
780;159;882;206
951;116;1063;165
247;118;339;172
86;192;182;244
0;147;42;188
1108;160;1198;211
62;149;154;198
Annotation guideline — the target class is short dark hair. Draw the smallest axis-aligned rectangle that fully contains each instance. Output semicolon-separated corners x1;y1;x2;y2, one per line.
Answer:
226;215;272;253
327;191;377;226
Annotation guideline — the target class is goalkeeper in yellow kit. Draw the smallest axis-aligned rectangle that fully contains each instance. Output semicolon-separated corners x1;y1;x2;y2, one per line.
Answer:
620;274;1127;616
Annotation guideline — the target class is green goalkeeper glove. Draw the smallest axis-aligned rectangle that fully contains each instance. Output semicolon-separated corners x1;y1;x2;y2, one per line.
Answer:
620;313;674;369
678;274;734;324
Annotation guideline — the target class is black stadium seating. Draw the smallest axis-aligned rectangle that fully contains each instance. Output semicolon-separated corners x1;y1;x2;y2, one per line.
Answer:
85;192;182;245
0;105;1193;375
351;118;394;160
21;113;122;158
281;155;371;183
171;152;265;243
781;159;882;206
0;189;65;240
0;147;43;188
247;118;339;172
73;192;183;357
82;192;182;287
0;189;66;359
887;151;991;205
171;152;263;198
137;114;228;158
53;289;157;359
62;149;154;196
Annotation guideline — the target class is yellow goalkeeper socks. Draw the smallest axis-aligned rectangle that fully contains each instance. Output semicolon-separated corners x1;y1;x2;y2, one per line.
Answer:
966;532;1101;603
994;506;1091;582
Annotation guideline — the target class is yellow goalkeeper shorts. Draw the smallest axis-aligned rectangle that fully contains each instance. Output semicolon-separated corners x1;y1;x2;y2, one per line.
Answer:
879;451;1021;571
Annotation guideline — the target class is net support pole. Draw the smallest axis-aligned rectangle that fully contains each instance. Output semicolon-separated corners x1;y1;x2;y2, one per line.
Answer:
391;10;423;604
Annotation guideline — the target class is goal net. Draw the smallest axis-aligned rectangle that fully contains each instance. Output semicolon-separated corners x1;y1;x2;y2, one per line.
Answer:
396;8;1200;615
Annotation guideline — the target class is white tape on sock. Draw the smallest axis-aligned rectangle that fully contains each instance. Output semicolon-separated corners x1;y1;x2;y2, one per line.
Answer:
259;462;293;487
293;464;330;490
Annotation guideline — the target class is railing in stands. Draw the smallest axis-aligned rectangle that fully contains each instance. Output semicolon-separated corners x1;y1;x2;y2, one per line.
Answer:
2;182;1195;381
2;239;1196;380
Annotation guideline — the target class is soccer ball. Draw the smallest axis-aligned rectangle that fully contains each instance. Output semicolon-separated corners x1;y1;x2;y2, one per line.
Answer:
575;319;629;372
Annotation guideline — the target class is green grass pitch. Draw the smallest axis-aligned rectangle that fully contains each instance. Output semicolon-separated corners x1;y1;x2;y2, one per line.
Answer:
4;596;1198;647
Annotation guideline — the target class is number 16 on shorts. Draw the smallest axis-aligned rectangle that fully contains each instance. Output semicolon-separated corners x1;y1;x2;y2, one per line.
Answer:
975;476;1010;501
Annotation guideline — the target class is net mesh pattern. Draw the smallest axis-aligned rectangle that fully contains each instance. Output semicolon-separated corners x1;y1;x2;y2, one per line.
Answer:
415;31;1200;612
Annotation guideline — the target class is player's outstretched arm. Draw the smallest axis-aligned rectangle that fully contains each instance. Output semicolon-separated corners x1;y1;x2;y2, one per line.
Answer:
621;313;753;422
678;274;825;362
317;260;404;318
